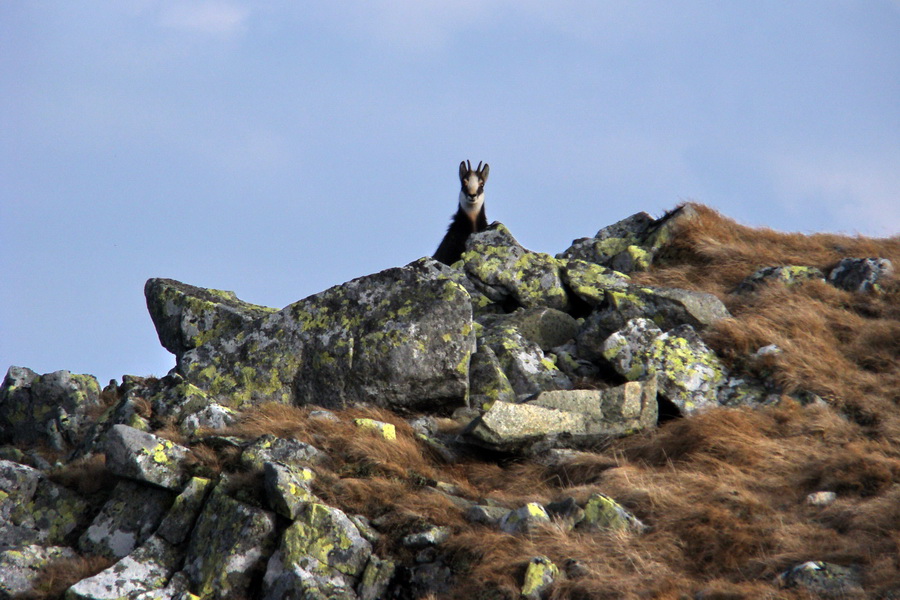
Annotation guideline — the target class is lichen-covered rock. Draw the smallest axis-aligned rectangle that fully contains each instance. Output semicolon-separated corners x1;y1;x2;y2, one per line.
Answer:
241;434;323;471
466;378;658;454
66;535;182;600
602;319;727;415
357;555;396;600
401;526;450;549
145;278;277;358
521;555;558;600
9;476;92;548
578;493;646;533
163;258;475;413
468;344;518;410
0;460;42;525
465;402;587;454
499;503;551;534
278;502;373;580
828;257;894;293
479;323;572;400
0;545;76;597
465;505;511;526
461;223;570;311
184;485;278;599
0;366;102;451
179;402;237;436
777;561;864;599
559;260;630;307
496;307;580;351
79;480;174;560
263;461;317;520
156;476;214;545
1;460;92;549
353;419;396;440
104;425;189;491
263;559;357;600
735;265;825;293
557;212;656;270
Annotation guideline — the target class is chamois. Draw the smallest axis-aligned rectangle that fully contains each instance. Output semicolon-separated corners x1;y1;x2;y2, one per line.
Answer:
433;160;489;265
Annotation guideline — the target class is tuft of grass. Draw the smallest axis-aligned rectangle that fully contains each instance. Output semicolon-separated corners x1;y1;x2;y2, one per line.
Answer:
26;554;114;599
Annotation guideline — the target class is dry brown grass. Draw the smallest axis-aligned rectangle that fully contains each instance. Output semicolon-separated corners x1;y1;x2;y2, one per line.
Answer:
198;205;900;598
26;554;114;599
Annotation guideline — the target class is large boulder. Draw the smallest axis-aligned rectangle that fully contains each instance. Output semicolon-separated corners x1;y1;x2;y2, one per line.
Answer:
148;258;476;413
0;367;102;451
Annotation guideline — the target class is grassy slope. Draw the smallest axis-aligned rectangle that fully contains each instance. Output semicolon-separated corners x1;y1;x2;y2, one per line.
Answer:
209;205;900;599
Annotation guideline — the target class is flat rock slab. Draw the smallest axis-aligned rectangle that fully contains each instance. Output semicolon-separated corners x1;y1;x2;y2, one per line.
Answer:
466;378;657;454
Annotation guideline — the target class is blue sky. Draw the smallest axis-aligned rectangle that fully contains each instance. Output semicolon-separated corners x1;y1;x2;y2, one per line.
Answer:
2;1;899;385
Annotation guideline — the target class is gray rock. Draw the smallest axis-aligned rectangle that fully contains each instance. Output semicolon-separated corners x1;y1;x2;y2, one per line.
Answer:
499;503;551;534
465;505;511;526
828;257;894;293
104;425;190;491
7;475;92;548
461;223;570;311
401;526;450;549
467;343;518;409
478;323;572;400
263;557;358;600
521;555;558;600
184;485;278;599
263;462;317;520
79;480;174;560
601;319;727;415
559;260;630;307
144;277;277;358
278;502;372;580
777;561;864;599
465;378;658;454
499;307;581;351
0;544;76;597
242;434;323;471
735;265;825;293
0;460;92;549
356;556;396;600
153;258;476;414
179;402;237;436
578;493;646;533
67;535;182;600
156;476;214;545
557;212;656;270
0;366;102;451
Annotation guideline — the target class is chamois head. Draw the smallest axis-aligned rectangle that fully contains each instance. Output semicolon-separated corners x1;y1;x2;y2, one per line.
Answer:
458;160;489;222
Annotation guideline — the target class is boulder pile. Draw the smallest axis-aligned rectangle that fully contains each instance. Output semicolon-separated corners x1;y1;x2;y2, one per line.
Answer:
1;203;892;599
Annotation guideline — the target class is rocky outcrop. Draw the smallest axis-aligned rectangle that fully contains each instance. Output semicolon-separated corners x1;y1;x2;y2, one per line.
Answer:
3;204;855;598
147;258;476;414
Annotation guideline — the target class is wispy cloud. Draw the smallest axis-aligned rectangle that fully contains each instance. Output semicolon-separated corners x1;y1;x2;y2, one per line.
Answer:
157;1;250;35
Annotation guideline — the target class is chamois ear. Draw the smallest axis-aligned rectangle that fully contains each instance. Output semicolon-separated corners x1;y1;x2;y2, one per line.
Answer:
459;161;468;182
480;163;489;183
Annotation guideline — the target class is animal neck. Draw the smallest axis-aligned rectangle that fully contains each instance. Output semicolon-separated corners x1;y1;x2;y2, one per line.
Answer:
458;191;486;232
